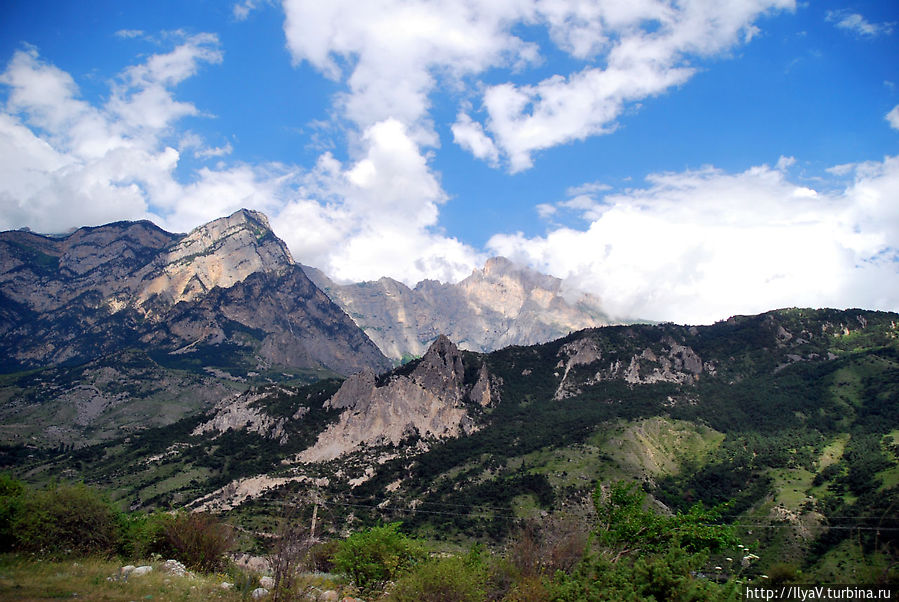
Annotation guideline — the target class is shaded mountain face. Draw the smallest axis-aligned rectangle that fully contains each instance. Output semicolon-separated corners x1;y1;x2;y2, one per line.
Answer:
304;256;613;361
0;209;390;376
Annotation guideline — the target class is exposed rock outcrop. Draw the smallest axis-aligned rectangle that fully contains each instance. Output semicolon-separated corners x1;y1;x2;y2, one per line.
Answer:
553;332;704;399
193;388;292;443
298;336;497;463
134;209;294;308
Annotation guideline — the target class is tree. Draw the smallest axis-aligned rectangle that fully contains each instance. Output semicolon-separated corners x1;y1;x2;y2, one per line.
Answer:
550;481;739;601
334;523;425;592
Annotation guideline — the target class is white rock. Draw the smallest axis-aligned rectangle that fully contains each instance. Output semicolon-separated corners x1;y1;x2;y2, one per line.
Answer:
251;587;270;599
162;559;189;577
259;575;275;589
221;582;234;589
120;565;136;578
131;565;153;577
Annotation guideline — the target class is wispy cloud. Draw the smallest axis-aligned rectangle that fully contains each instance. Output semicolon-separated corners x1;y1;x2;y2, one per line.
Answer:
114;29;144;39
826;10;895;37
232;0;272;21
887;105;899;131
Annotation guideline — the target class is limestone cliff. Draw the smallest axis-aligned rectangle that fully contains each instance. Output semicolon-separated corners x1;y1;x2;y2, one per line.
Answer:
552;332;706;399
304;256;613;362
133;209;294;308
193;388;292;443
298;336;498;462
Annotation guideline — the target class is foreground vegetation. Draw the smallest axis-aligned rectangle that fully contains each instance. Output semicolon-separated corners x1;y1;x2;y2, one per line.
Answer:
0;555;246;602
6;474;893;601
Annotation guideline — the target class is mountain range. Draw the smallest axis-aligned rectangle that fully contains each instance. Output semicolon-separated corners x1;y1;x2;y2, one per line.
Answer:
8;305;897;583
0;210;616;446
2;210;897;584
303;256;613;362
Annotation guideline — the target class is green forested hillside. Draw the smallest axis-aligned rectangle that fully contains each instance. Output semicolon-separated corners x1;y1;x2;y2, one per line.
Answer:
5;308;898;587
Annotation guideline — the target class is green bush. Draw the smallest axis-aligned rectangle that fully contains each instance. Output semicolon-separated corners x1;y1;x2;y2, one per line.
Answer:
388;555;486;602
334;523;425;591
0;473;24;552
119;511;174;560
12;482;121;557
163;511;235;573
307;539;340;573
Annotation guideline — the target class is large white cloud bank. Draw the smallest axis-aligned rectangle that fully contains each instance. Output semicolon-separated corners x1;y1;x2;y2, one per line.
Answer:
489;158;899;324
0;1;896;324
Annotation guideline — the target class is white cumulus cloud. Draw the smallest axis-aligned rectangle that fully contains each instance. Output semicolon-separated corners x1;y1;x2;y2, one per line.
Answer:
0;35;279;233
281;0;794;172
273;118;483;284
487;159;899;324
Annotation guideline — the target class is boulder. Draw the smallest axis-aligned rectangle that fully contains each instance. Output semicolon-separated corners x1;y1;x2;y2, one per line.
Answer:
131;565;153;577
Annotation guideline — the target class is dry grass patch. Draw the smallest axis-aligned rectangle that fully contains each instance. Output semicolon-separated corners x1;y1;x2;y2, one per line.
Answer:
0;555;245;601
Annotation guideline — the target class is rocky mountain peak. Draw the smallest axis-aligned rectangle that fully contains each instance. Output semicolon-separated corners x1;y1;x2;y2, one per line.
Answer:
135;209;294;306
481;256;516;277
0;211;390;377
474;256;553;288
298;335;495;463
304;257;613;361
412;334;465;397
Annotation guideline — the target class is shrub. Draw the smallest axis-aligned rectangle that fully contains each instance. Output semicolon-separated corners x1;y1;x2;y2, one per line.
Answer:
12;482;121;557
389;555;486;602
307;539;340;573
0;473;24;552
334;523;425;592
119;511;174;560
163;511;235;573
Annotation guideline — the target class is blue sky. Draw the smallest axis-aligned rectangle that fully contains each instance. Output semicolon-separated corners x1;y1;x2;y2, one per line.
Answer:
1;0;897;324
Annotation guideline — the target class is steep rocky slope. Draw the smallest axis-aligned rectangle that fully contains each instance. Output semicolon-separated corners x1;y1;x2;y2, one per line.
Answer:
304;256;613;361
0;209;389;376
0;210;389;446
298;335;498;462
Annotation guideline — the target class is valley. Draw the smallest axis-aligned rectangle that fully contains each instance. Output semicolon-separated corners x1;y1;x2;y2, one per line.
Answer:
1;212;897;598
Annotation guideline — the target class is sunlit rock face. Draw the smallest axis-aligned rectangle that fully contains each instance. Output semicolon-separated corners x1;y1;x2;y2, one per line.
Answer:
298;336;500;463
304;256;613;362
0;209;390;375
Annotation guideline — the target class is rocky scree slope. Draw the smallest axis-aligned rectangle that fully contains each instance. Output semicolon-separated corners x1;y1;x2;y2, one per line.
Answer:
303;256;612;362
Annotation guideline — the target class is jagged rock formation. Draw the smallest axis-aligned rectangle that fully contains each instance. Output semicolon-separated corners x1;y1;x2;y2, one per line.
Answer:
193;388;295;444
304;256;613;362
298;335;499;462
0;209;390;376
553;332;706;399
